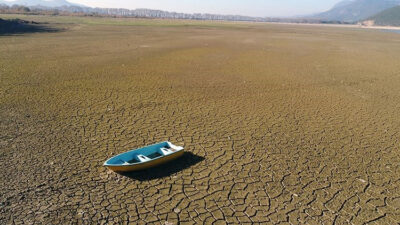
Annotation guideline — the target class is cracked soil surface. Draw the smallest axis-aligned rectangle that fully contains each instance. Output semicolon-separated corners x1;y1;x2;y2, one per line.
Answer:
1;16;400;224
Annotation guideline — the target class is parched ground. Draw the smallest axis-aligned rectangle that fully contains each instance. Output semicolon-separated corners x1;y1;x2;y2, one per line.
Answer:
1;15;400;224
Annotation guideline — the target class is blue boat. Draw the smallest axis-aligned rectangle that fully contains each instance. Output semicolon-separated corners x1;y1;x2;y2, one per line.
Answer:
104;141;184;172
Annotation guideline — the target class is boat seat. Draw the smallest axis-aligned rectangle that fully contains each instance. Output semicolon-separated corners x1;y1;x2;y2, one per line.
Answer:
160;147;174;155
119;159;130;165
137;154;151;162
120;158;139;165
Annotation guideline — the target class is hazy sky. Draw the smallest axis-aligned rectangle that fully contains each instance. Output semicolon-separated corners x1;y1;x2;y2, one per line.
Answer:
64;0;343;17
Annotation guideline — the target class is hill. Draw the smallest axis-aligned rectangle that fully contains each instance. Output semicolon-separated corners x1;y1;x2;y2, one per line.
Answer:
312;0;400;22
0;0;80;7
367;5;400;26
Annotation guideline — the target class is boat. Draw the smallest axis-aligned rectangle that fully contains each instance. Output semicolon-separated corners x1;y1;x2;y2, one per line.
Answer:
104;141;184;172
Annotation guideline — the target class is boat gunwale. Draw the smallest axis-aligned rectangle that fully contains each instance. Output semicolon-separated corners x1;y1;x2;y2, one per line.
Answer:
103;141;183;167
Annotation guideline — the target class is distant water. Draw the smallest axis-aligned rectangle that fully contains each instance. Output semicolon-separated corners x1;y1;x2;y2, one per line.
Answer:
382;29;400;34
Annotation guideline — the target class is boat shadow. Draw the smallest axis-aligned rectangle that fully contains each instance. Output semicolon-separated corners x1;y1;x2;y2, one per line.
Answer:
118;152;205;181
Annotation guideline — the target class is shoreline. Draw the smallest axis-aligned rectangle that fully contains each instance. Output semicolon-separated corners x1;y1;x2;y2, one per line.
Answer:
263;21;400;31
1;13;399;32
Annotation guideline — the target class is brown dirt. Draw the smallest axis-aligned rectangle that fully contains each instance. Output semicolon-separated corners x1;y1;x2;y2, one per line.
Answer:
1;16;400;224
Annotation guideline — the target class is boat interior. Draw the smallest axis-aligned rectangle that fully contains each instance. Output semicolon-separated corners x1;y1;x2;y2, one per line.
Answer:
105;142;182;166
125;147;176;164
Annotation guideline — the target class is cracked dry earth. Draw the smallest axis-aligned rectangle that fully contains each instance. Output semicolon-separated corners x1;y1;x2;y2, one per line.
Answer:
1;18;400;224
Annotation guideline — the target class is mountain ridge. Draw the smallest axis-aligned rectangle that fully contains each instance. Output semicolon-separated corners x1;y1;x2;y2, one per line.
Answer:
332;0;355;9
367;5;400;26
311;0;400;22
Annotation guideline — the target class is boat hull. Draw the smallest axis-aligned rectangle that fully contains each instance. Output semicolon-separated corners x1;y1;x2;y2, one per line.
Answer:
106;149;184;172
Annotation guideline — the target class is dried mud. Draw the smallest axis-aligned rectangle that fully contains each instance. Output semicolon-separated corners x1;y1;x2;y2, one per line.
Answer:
1;17;400;224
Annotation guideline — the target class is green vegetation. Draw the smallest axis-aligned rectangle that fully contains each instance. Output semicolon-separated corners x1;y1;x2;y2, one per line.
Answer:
1;15;400;224
368;5;400;26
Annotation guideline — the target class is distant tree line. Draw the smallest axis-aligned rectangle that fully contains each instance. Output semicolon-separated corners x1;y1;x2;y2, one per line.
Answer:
0;4;31;13
0;4;356;24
